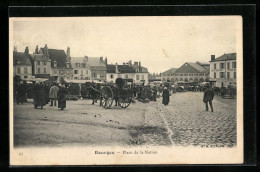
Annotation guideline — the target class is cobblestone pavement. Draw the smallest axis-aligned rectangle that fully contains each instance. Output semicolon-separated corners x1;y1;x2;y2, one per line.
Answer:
13;92;236;147
144;92;237;147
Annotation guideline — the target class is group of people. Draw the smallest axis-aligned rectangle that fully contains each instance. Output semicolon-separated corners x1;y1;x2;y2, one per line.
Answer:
15;81;68;110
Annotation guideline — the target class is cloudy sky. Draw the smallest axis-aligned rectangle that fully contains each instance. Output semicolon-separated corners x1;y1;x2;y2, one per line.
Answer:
11;16;240;73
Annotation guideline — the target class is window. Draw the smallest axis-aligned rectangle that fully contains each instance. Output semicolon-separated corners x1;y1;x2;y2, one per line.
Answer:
167;74;170;76
200;73;204;76
227;62;230;70
74;70;78;74
194;74;198;76
44;68;46;73
220;72;225;78
24;67;28;74
86;70;88;74
66;70;70;74
38;68;40;73
214;63;216;69
59;70;64;75
37;61;40;65
125;74;128;78
220;63;224;69
142;75;144;80
136;75;140;80
180;78;183;81
43;61;47;65
81;70;83;75
93;73;97;77
184;74;188;76
175;74;178;76
180;74;183;76
24;76;28;79
74;77;78;79
54;70;57;74
227;72;230;79
17;67;20;73
110;74;114;79
17;60;21;64
189;74;193;76
81;77;83;79
234;72;236;79
214;72;216;79
232;62;236;68
162;78;165;81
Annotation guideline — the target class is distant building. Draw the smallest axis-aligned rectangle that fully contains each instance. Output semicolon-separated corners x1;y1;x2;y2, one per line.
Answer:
209;53;236;87
175;62;210;83
86;56;107;82
148;73;161;82
38;45;73;80
70;57;91;80
161;68;178;82
30;45;52;78
13;48;32;80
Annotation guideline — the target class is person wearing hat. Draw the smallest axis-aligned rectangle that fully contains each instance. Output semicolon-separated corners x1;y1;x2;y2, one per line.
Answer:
32;81;46;109
203;84;214;112
57;85;68;110
16;81;27;104
162;87;170;106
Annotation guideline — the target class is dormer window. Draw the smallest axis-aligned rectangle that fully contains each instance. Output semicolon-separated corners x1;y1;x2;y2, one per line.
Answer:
53;61;57;67
17;60;21;64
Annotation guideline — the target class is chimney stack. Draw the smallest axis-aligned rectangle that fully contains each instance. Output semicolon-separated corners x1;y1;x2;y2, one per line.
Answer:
35;45;39;54
84;56;88;62
44;44;49;57
25;46;29;55
100;57;103;62
13;45;17;52
66;47;70;61
211;55;215;61
105;57;107;65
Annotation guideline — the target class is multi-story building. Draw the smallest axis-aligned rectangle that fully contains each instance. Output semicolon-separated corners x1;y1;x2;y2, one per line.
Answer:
209;53;236;87
30;45;52;78
161;68;178;83
175;62;210;83
13;48;33;80
70;56;92;80
38;45;73;80
106;63;136;84
86;56;107;82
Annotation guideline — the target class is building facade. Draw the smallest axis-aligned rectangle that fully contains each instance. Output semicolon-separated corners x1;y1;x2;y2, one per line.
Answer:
174;62;210;83
86;56;107;82
161;68;178;83
70;57;92;80
13;49;33;80
209;53;236;87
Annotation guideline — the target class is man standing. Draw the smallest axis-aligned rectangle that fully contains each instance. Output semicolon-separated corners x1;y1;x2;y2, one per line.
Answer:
203;85;214;112
49;82;59;106
162;87;170;106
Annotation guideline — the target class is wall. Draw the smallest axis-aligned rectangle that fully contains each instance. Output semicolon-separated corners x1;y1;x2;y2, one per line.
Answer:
14;65;32;80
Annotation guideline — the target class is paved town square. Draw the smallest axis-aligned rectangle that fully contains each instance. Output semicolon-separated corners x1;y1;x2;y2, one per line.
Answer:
13;92;236;148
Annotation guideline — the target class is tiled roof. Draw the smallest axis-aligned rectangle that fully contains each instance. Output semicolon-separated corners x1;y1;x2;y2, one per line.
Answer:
212;53;236;62
42;48;68;67
107;64;135;73
162;68;178;75
176;62;207;73
13;51;32;66
90;66;107;71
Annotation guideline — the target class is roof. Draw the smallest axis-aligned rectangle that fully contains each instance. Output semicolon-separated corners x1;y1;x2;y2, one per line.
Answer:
13;51;32;66
176;62;208;73
162;68;178;75
107;64;135;73
90;66;107;71
87;57;106;67
211;53;236;62
30;54;49;61
41;48;68;67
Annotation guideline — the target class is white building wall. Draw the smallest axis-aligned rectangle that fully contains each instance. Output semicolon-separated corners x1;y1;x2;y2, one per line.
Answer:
14;65;32;80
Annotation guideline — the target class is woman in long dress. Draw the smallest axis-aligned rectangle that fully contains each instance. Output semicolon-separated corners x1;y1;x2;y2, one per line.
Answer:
162;87;170;106
33;81;46;109
57;85;68;110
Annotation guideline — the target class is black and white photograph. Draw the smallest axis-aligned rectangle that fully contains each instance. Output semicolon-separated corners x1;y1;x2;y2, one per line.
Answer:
9;16;243;165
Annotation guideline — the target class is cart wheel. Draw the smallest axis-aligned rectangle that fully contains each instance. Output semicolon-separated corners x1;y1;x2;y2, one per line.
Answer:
101;86;114;109
118;97;131;108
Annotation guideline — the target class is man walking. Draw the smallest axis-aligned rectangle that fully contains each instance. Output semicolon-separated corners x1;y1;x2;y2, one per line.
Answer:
203;85;214;112
162;87;170;106
49;82;59;106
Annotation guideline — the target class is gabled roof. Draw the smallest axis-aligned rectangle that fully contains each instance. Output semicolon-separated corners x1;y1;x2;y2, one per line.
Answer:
162;68;178;75
107;64;135;73
13;51;32;66
211;53;236;62
176;62;208;73
40;48;68;67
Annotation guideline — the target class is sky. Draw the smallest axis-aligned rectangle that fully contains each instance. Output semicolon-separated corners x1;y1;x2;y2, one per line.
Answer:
11;16;240;73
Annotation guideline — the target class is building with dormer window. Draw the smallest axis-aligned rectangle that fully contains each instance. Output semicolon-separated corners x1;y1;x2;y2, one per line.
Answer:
13;48;32;80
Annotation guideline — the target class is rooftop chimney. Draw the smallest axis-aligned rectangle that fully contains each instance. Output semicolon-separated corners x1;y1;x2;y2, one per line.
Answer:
211;55;215;61
66;47;70;61
44;44;49;57
100;57;103;62
134;62;138;66
25;46;29;55
13;45;17;52
35;45;39;54
84;56;88;62
105;57;107;65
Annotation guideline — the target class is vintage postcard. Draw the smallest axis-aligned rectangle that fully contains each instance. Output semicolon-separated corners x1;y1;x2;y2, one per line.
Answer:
9;16;243;165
